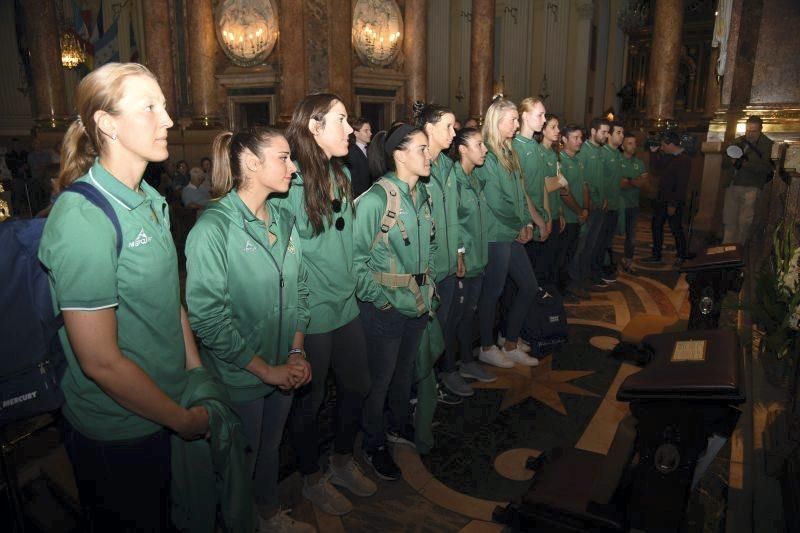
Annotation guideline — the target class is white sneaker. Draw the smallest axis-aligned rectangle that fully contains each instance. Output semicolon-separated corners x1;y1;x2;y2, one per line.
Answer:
478;346;514;368
497;334;532;353
501;347;539;367
328;456;377;497
258;508;316;533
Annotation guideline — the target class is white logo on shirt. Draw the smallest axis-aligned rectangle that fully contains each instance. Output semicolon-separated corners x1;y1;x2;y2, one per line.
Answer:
128;228;152;248
287;238;296;255
244;240;257;253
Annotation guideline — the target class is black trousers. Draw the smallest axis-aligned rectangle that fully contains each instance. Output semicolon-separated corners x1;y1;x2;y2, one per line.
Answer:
62;420;172;533
651;201;687;259
554;222;581;291
288;317;371;475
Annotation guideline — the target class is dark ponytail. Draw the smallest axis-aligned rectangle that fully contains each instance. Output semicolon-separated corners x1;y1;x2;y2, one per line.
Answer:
448;127;480;161
367;123;421;178
211;126;285;197
412;101;453;131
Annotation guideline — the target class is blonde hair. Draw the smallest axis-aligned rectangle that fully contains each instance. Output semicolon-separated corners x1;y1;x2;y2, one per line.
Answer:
57;62;157;192
518;96;545;117
482;98;520;174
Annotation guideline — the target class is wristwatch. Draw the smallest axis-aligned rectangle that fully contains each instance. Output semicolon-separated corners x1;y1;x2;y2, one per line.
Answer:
288;348;306;359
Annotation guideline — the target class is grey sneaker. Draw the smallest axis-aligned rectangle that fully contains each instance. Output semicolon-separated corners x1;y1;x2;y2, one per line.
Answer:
328;456;377;497
257;508;316;533
459;361;497;383
301;474;353;516
441;371;475;397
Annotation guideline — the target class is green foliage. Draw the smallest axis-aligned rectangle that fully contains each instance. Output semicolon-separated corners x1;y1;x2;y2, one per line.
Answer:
751;223;800;359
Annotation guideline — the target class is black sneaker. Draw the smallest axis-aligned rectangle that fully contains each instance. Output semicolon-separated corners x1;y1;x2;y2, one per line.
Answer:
639;256;663;264
591;278;609;288
365;446;401;481
600;274;617;283
386;425;416;449
437;385;464;405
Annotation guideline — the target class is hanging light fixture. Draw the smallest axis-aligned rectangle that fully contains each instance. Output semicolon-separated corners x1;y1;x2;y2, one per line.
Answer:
60;29;86;69
215;0;279;68
352;0;403;68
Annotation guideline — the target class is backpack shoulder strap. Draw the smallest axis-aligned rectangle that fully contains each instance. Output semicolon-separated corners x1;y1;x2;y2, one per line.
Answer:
64;182;123;257
372;178;409;247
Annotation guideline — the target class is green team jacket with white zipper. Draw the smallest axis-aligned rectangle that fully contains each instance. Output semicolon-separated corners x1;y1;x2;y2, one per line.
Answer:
473;150;529;243
425;152;459;282
453;161;489;278
185;191;309;403
353;172;438;317
272;163;360;334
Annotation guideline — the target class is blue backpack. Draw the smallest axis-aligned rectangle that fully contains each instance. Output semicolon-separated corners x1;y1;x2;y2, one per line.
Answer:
0;182;122;426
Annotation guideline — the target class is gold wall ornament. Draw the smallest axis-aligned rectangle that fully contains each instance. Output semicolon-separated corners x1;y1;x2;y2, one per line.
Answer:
215;0;279;68
352;0;403;68
0;183;10;222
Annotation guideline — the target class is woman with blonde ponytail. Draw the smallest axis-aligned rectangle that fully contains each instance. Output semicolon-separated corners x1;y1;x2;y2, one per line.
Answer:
38;62;209;532
184;127;315;532
473;97;541;368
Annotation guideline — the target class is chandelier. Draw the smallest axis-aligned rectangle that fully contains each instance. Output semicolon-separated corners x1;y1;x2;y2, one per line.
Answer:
60;29;86;69
617;0;649;35
352;0;403;67
215;0;279;68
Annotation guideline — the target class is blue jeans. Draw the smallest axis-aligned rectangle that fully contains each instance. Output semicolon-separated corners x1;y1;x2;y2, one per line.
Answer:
359;302;428;452
442;275;483;371
624;207;639;259
232;390;294;514
478;241;538;347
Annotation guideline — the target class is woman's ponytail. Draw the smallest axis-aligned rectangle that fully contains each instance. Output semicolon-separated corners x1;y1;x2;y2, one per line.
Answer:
211;131;235;197
56;118;97;193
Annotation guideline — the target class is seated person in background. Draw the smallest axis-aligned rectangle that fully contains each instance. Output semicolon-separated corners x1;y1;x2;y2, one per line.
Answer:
172;160;190;192
182;166;211;209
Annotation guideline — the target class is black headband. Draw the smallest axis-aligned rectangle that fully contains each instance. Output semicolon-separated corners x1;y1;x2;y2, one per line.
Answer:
384;124;417;157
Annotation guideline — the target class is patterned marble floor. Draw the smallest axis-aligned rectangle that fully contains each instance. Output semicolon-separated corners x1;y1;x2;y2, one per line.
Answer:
283;215;702;532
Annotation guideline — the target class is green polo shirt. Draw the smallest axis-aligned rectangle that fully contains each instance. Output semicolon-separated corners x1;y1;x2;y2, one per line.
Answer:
560;150;586;224
273;163;359;334
619;155;646;209
577;141;605;207
513;134;548;221
473;150;529;243
38;160;187;440
602;144;624;211
425;152;459;281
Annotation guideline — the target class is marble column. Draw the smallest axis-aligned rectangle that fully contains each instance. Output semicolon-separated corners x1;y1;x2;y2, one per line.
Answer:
278;0;306;127
644;0;685;126
329;0;352;112
186;0;219;126
469;0;494;122
403;0;427;111
21;0;68;128
142;0;177;118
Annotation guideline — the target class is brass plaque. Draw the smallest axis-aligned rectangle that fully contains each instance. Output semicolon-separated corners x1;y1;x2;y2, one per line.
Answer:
671;340;707;362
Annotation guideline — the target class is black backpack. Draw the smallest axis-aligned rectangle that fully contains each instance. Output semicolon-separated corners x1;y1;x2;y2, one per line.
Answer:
0;182;122;426
521;285;569;355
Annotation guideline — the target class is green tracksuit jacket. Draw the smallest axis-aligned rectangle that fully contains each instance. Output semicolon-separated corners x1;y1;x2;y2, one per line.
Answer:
473;150;529;243
425;152;459;281
353;172;437;317
272;163;360;334
185;191;309;403
453;162;489;278
514;133;548;222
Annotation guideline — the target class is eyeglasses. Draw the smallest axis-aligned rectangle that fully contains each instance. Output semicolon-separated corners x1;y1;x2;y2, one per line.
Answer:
332;198;345;231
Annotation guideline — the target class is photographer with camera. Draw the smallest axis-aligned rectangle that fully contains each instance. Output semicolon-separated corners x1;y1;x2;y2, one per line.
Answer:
721;115;774;245
642;131;689;266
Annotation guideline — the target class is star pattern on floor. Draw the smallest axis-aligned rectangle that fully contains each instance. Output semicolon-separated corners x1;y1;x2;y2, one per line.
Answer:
471;356;599;415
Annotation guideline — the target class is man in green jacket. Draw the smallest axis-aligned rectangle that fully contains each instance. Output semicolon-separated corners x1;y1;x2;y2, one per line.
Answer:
722;115;774;245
